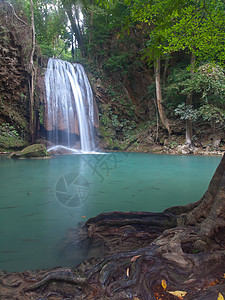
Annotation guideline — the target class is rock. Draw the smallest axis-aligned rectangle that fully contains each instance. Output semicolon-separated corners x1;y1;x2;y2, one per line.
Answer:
201;140;212;148
9;144;49;158
212;137;221;148
176;144;193;155
163;138;169;146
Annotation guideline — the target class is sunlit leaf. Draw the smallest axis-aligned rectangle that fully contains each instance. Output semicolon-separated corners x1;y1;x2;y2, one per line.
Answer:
126;268;129;277
167;290;187;299
218;293;224;300
131;255;142;262
161;279;167;290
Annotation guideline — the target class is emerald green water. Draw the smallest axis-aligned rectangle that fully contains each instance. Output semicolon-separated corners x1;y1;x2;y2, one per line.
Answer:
0;153;221;271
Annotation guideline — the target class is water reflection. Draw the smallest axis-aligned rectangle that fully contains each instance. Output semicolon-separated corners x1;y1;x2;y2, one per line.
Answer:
0;153;221;271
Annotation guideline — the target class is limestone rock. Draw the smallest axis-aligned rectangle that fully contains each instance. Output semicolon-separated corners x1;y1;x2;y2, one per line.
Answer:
9;144;49;158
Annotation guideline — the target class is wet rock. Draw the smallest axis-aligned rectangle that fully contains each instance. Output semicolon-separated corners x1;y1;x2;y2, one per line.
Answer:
9;144;49;158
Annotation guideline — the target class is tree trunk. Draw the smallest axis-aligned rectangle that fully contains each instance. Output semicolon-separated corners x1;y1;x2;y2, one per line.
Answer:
155;57;171;135
185;119;193;145
185;53;196;146
29;0;36;143
88;1;94;60
71;32;74;59
64;4;86;56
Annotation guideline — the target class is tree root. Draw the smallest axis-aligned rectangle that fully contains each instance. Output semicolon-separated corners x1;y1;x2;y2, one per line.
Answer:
23;268;86;292
2;155;225;299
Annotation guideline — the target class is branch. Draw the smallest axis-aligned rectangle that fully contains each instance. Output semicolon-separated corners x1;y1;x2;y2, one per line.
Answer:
6;1;28;26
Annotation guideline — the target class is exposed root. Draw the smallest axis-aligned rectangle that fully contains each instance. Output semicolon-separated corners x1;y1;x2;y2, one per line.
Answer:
23;268;86;292
1;155;225;299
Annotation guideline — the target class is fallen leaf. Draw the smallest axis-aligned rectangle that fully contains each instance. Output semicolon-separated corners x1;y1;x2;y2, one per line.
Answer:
133;297;140;300
208;279;219;286
161;279;167;290
167;291;187;299
82;216;86;218
131;255;142;262
218;293;224;300
126;268;129;277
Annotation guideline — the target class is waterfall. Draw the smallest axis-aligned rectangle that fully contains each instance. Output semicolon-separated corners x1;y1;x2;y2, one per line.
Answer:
44;58;96;153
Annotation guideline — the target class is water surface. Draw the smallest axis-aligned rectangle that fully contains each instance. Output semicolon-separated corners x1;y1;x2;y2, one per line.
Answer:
0;153;221;271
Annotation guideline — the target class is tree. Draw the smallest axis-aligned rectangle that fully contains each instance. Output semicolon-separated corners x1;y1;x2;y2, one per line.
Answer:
155;56;171;134
125;0;174;134
29;0;35;143
185;63;225;143
62;0;86;56
125;0;225;139
161;0;225;144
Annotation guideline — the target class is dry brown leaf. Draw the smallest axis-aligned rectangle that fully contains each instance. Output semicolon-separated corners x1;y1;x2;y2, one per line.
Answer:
161;279;167;290
133;297;140;300
167;290;187;299
218;293;224;300
131;255;142;262
126;268;129;277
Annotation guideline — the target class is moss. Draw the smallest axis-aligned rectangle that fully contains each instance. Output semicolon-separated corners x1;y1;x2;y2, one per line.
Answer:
9;144;49;158
0;123;28;149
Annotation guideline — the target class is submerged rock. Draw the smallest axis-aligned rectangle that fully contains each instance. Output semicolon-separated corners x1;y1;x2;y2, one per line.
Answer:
9;144;49;158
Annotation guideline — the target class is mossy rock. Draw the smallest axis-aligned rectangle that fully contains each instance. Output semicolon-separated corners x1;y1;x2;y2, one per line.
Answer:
9;144;49;158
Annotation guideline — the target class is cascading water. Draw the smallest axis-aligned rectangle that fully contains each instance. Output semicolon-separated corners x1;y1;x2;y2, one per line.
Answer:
44;58;96;153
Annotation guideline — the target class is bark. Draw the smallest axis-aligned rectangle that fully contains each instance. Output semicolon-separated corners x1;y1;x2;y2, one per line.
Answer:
64;4;86;56
29;0;35;143
155;57;171;135
185;53;196;146
88;2;94;60
1;155;225;299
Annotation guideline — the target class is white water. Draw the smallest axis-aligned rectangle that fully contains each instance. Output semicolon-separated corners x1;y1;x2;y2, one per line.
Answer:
45;58;96;153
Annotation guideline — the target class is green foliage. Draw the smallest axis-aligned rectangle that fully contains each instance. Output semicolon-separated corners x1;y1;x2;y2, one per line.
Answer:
186;64;225;105
161;1;225;62
174;103;198;121
12;0;71;58
164;66;190;109
104;52;131;75
0;123;27;149
198;104;225;126
126;0;225;65
166;63;225;113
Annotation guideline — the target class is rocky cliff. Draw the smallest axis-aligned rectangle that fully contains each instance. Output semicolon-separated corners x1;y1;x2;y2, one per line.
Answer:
0;0;34;150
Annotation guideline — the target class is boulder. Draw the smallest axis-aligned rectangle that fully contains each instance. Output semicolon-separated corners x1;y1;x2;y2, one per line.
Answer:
176;144;193;155
9;144;49;158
